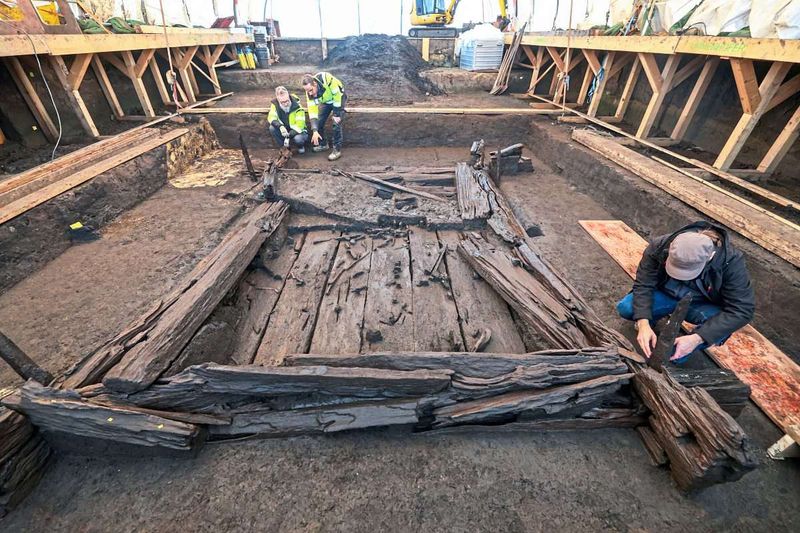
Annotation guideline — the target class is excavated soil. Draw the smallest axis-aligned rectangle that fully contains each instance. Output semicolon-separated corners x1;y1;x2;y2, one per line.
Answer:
322;34;444;101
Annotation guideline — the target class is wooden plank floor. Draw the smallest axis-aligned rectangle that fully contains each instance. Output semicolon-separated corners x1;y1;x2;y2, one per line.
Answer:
245;229;527;363
579;219;800;442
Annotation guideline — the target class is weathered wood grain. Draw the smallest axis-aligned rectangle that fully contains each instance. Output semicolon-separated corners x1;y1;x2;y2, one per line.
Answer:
439;231;525;353
409;228;465;352
3;382;202;451
633;367;758;491
455;162;491;220
361;233;415;351
93;202;288;393
310;236;373;354
0;432;50;518
254;230;339;366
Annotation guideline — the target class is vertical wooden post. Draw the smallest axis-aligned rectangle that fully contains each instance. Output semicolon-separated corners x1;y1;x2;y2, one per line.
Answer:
121;50;156;117
611;55;641;121
3;57;59;142
527;46;545;94
714;61;791;170
201;44;226;95
577;64;594;106
421;38;430;61
670;57;719;142
90;54;124;119
48;55;99;138
756;103;800;174
175;46;199;103
636;53;680;138
586;52;616;117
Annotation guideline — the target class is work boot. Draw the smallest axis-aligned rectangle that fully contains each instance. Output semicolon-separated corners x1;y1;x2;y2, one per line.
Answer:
328;149;342;161
312;142;329;153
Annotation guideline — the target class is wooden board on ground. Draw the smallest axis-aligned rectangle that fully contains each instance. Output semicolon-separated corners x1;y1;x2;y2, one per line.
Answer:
572;129;800;268
310;235;373;354
253;231;338;366
361;232;414;352
232;233;303;365
409;228;465;352
579;219;800;446
439;231;525;353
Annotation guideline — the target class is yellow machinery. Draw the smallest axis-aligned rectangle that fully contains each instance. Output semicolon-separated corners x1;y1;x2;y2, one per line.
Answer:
409;0;508;38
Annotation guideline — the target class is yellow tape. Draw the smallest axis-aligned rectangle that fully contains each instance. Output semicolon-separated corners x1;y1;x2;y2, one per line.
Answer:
69;222;84;230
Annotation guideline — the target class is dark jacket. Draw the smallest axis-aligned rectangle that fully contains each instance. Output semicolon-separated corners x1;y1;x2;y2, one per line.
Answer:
632;221;755;344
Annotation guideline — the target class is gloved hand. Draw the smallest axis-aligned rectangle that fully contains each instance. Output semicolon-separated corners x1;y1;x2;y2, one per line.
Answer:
279;126;289;138
283;137;290;148
311;131;322;146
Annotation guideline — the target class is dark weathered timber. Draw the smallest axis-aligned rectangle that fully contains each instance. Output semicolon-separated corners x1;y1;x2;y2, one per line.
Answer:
310;236;373;354
333;168;447;203
0;331;53;385
238;133;258;182
439;231;525;353
3;382;202;451
283;347;619;378
0;431;50;518
254;230;339;366
459;233;592;349
0;408;34;466
637;426;669;466
362;232;414;351
231;232;303;365
211;398;421;438
432;373;632;428
409;228;465;352
633;367;758;492
668;367;751;418
472;165;631;349
125;364;452;406
651;295;692;371
90;202;288;393
455;162;491;220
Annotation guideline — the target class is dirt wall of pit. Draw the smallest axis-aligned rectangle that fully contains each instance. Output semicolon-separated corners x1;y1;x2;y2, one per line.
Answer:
0;121;217;291
206;112;532;150
524;117;800;360
272;37;455;67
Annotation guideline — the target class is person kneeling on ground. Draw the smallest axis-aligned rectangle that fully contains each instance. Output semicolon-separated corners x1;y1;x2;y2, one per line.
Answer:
268;86;308;154
616;221;755;363
301;72;346;161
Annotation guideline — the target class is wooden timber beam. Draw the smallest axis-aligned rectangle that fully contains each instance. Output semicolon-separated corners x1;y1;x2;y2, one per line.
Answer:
120;50;155;117
607;55;641;122
730;58;761;114
527;47;548;94
765;73;800;113
148;56;171;105
48;55;99;138
134;48;155;78
546;47;565;72
606;52;634;80
757;103;800;174
3;57;59;143
670;57;719;142
714;61;792;170
577;63;594;105
67;54;93;91
90;55;124;119
636;53;681;138
174;46;200;103
670;55;705;89
586;52;616;117
583;49;602;76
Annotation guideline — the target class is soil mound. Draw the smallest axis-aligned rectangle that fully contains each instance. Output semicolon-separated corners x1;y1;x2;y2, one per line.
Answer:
321;34;444;102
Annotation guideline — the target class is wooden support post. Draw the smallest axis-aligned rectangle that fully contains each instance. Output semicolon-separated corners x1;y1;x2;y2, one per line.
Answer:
583;49;602;76
577;64;594;106
671;55;705;90
606;52;634;80
526;46;545;94
121;50;155;117
757;103;800;173
636;53;680;138
586;52;616;117
148;55;171;105
200;44;225;95
175;46;199;104
91;54;124;119
421;37;430;61
3;57;59;143
730;59;761;114
48;55;100;138
67;53;93;91
671;57;719;142
610;55;641;121
714;61;792;170
765;73;800;113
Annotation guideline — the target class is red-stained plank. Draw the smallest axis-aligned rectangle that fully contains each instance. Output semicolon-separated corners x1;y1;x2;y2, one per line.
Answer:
579;219;800;437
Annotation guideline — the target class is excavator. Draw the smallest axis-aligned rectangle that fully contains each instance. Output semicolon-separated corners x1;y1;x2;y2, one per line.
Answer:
409;0;509;38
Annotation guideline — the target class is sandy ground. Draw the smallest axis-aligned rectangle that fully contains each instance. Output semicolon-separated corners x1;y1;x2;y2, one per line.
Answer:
3;146;798;531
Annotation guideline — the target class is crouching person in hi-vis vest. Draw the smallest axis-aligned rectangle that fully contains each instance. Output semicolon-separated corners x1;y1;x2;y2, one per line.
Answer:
267;86;309;154
301;72;346;161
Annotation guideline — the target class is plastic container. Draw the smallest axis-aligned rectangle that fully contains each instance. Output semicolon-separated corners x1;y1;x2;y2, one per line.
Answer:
459;39;504;71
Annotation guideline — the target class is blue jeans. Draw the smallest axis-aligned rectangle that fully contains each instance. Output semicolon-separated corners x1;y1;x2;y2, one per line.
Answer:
269;125;308;149
316;94;346;150
616;290;726;362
